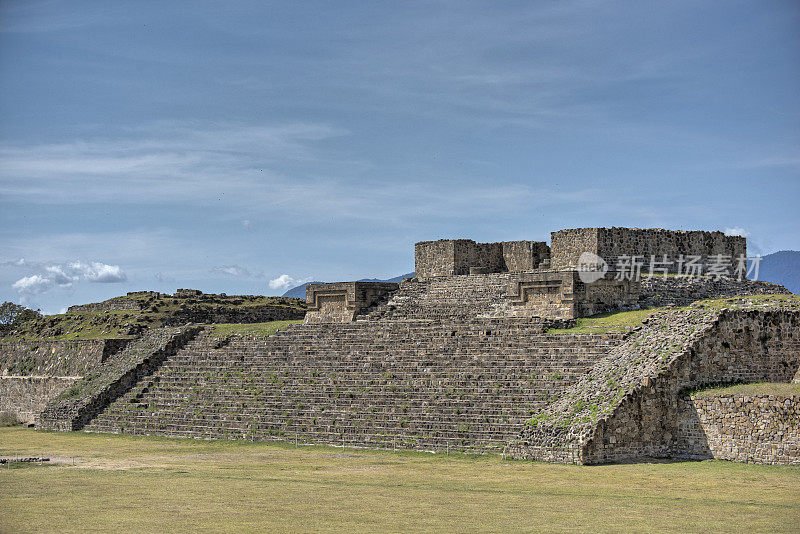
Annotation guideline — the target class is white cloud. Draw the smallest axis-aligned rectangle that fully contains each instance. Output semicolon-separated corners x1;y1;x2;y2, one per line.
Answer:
45;265;78;287
12;274;53;294
724;227;750;237
9;260;127;296
268;274;305;290
68;261;127;283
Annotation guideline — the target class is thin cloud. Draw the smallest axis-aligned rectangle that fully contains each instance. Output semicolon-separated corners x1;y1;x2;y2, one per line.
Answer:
211;265;264;279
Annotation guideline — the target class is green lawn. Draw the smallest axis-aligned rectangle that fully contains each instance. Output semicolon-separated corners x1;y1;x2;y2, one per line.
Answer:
0;428;798;533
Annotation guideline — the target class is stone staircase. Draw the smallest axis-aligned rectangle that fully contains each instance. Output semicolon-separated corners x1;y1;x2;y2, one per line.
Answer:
84;320;625;453
39;327;202;431
361;275;515;321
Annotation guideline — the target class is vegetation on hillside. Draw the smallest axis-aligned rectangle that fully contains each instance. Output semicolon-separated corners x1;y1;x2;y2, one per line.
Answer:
1;293;306;341
0;301;42;335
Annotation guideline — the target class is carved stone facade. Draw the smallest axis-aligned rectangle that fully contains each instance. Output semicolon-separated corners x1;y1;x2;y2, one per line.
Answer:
504;271;640;319
305;281;399;323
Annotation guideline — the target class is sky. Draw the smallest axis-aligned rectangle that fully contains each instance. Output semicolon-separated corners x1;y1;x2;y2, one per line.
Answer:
0;1;798;314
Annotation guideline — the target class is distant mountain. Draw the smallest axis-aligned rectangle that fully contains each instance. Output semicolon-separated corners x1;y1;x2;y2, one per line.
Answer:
281;282;322;299
281;273;415;299
358;272;415;283
759;251;800;294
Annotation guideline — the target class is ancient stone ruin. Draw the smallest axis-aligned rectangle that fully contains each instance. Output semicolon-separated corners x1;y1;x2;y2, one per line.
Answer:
2;227;798;465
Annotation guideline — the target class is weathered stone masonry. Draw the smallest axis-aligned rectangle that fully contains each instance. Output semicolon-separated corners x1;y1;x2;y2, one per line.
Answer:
305;281;399;323
513;306;800;464
22;227;798;465
81;322;624;452
415;239;550;278
550;227;746;271
0;338;129;425
684;393;799;465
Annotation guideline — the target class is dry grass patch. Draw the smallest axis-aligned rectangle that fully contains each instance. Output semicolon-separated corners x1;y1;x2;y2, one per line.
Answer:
1;427;798;533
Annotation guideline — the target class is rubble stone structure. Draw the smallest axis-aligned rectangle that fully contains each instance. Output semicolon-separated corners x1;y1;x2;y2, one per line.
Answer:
415;239;550;277
685;392;799;465
5;226;798;465
550;227;746;271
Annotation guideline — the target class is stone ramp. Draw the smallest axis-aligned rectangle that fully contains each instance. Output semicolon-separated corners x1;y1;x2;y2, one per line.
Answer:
38;326;203;431
512;303;800;464
84;320;624;453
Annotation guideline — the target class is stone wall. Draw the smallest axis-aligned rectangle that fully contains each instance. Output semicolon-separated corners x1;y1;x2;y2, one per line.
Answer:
0;377;78;425
372;270;784;322
305;282;399;323
367;273;638;322
0;338;129;376
164;305;304;325
0;338;129;426
588;307;800;463
640;275;790;307
502;241;551;272
68;299;142;313
415;240;457;278
680;393;799;465
551;228;746;272
415;239;549;278
550;229;598;271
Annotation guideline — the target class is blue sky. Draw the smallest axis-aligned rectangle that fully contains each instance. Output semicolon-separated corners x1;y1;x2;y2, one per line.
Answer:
1;1;798;313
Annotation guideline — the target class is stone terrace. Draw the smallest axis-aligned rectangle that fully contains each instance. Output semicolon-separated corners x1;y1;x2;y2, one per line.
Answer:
84;320;624;453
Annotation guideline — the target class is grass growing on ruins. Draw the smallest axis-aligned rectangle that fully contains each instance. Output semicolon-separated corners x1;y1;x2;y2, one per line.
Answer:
1;428;798;533
547;293;800;334
1;294;307;341
547;307;659;334
209;320;304;338
697;293;800;310
692;381;800;397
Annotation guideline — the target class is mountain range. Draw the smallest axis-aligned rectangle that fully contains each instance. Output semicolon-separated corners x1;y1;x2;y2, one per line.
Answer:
283;251;800;299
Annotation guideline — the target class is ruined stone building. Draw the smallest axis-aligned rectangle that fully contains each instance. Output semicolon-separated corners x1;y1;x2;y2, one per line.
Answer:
2;227;797;465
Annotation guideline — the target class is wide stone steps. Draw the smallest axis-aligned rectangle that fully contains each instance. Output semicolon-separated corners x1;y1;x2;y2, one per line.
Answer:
83;323;624;452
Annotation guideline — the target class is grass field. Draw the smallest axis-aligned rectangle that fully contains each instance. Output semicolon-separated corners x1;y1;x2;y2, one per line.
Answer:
0;428;798;533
